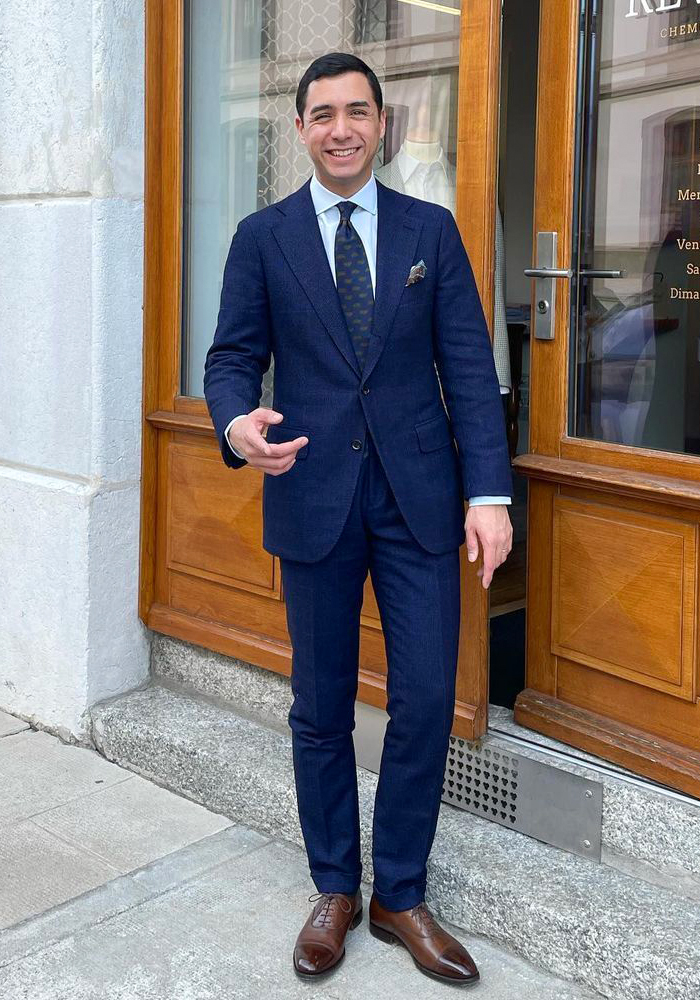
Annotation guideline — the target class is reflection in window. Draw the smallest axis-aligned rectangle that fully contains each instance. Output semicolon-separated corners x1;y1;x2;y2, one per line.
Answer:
181;0;461;398
572;0;700;455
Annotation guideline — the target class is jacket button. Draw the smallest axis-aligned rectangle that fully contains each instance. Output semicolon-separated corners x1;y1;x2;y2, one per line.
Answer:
362;386;370;395
351;439;363;451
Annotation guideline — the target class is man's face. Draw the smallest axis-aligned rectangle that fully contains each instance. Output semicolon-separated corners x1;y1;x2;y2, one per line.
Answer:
295;71;386;195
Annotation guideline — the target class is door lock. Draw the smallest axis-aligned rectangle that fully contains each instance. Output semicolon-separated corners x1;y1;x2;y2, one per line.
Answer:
524;233;571;341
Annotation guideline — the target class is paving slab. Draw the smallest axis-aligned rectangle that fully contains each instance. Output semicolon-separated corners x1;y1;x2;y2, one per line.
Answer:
0;730;131;824
0;820;119;930
30;771;231;872
0;825;601;1000
0;711;29;738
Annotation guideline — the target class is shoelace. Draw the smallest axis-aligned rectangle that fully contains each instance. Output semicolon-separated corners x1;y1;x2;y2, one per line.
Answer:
411;902;441;935
308;891;353;927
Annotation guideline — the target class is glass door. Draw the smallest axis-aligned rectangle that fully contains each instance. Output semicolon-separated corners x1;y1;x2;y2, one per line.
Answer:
512;0;700;796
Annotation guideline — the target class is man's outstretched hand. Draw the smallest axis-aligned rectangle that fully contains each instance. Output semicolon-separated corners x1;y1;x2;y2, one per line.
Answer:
227;408;308;475
465;504;513;589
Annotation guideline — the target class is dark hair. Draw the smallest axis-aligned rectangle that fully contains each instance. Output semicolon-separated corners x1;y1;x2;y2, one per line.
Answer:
296;52;383;121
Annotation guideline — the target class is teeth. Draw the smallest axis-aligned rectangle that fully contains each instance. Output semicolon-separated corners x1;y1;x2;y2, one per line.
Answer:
329;148;358;158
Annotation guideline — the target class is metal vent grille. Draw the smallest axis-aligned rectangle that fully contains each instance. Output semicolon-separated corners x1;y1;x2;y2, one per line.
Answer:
443;737;519;826
442;735;603;860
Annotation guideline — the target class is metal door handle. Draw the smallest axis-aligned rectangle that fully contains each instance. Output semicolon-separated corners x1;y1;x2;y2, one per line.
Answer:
523;267;573;279
578;269;625;278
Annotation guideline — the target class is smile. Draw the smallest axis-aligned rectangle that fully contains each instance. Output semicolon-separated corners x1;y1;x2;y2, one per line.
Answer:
327;148;360;158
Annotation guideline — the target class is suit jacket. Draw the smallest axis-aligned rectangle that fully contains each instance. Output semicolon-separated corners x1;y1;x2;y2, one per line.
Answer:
204;178;512;564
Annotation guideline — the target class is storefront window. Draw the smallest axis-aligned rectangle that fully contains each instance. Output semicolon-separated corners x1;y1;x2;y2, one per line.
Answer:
572;0;700;454
181;0;461;398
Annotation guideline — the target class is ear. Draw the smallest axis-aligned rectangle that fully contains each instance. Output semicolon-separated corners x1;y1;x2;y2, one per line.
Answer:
294;115;306;145
378;108;387;141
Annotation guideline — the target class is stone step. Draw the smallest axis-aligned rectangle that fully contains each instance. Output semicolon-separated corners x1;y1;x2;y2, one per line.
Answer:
90;682;700;1000
153;634;700;897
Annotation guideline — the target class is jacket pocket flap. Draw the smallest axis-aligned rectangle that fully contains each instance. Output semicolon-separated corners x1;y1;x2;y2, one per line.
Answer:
414;412;453;453
265;423;309;459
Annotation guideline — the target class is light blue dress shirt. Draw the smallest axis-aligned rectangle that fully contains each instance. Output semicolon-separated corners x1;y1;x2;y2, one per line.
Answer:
224;172;510;508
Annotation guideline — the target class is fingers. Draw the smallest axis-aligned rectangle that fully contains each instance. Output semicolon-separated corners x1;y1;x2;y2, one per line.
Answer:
252;407;284;425
480;546;499;590
247;435;308;475
465;507;513;589
466;524;479;563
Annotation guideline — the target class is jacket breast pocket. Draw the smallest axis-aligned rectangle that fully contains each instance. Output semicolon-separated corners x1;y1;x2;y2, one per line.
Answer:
265;423;310;460
414;412;453;453
397;281;431;309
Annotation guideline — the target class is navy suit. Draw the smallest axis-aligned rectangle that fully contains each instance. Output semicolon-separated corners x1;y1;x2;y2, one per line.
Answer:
205;177;512;910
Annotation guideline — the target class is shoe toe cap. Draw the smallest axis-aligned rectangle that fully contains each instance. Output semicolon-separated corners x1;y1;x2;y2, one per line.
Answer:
294;943;338;975
437;944;480;981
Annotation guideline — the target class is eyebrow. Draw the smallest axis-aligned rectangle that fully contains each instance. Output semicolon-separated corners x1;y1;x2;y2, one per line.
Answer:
308;100;372;115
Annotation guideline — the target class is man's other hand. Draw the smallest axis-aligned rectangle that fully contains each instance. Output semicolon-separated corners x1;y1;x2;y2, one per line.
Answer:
465;504;513;589
227;408;308;475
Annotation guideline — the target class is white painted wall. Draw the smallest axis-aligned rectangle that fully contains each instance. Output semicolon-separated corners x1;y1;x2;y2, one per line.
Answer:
0;0;150;742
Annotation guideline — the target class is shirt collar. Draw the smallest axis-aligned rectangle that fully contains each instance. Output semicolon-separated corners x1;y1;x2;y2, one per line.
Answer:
310;171;377;217
396;142;448;182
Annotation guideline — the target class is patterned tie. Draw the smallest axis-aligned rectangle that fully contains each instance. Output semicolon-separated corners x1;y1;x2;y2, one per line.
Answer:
334;201;374;371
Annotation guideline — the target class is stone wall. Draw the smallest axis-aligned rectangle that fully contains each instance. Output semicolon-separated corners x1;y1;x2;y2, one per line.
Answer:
0;1;150;741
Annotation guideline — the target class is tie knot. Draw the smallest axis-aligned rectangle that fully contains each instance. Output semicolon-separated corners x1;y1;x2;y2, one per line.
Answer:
337;201;357;224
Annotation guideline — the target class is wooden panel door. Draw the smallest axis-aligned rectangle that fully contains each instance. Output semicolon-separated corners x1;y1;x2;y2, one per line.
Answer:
140;0;505;740
513;0;700;796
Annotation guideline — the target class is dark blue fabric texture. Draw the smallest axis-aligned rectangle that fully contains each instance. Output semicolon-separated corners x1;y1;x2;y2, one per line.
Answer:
334;200;373;371
203;177;513;911
204;178;512;564
280;432;460;910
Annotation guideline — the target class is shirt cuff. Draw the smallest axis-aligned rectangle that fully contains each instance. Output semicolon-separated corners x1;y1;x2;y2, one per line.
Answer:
468;496;512;506
224;414;248;460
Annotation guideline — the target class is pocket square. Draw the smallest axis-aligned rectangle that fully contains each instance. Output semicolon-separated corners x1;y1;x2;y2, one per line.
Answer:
405;260;427;286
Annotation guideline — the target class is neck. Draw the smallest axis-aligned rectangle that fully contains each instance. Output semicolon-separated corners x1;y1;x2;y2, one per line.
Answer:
315;167;373;198
403;136;442;164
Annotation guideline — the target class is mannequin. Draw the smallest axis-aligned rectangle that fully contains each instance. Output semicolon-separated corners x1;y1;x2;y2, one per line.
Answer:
376;93;511;392
376;86;456;213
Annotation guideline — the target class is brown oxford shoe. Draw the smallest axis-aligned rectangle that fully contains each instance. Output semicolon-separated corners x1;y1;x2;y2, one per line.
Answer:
293;889;363;980
369;895;480;987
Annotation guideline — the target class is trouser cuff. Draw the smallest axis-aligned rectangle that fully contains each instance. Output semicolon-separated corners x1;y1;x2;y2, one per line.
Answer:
371;881;426;911
311;870;362;895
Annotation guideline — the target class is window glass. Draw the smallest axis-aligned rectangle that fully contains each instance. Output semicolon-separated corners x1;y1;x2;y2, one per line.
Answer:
182;0;461;398
572;0;700;454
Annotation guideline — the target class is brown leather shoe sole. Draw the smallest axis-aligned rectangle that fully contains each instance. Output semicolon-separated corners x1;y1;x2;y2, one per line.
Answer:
293;907;363;981
369;920;481;988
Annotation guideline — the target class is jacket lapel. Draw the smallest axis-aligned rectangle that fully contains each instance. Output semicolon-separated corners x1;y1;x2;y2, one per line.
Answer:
271;179;361;379
361;181;422;385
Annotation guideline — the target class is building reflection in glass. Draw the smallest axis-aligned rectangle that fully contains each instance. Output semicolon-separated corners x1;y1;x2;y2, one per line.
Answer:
573;0;700;456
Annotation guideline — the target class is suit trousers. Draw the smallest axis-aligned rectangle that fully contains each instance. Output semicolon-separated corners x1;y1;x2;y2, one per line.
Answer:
279;431;461;912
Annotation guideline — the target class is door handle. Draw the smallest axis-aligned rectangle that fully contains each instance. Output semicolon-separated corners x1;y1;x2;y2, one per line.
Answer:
578;269;626;278
523;267;573;279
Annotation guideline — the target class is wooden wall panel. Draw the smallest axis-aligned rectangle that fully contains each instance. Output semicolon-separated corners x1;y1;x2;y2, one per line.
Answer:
167;441;277;597
552;496;697;701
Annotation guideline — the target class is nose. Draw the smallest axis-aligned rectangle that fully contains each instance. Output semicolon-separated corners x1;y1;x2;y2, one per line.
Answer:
330;113;352;142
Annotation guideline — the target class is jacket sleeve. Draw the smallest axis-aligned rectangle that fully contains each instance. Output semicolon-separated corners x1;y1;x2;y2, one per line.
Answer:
432;208;513;500
204;219;272;469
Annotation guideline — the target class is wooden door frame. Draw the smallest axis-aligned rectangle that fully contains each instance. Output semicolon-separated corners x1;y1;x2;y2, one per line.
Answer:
139;0;505;742
513;0;700;796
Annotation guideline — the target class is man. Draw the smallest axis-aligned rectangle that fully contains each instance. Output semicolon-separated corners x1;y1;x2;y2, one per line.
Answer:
204;53;513;987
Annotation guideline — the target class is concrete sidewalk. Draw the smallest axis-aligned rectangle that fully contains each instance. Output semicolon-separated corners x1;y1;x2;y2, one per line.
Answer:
0;709;600;999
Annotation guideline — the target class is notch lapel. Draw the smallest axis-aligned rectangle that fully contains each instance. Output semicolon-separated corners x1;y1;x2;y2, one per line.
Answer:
361;181;422;384
271;180;361;379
